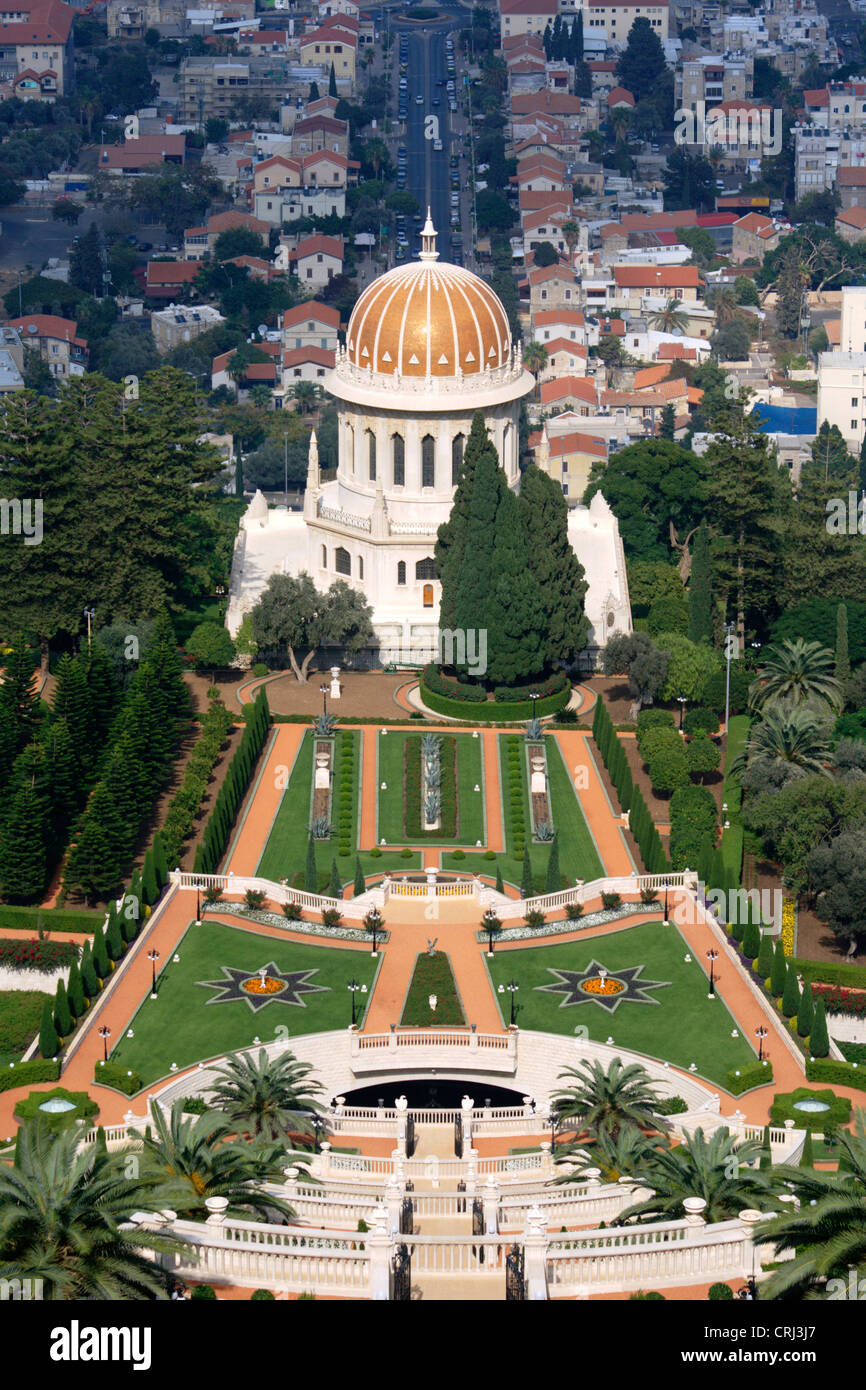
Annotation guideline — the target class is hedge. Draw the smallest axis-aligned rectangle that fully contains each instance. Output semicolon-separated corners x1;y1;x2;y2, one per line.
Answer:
806;1058;866;1092
493;671;568;703
421;664;486;703
194;689;271;874
160;696;235;869
769;1087;851;1132
94;1060;142;1095
593;695;669;873
0;905;101;933
420;680;570;722
725;1061;773;1094
0;1059;60;1093
792;958;866;989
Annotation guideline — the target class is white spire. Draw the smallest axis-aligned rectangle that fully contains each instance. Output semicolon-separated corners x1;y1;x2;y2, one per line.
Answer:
419;207;439;262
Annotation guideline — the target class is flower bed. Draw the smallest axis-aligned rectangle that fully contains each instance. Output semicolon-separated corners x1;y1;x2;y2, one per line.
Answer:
404;734;457;839
0;939;78;973
781;899;795;957
474;901;660;944
813;984;866;1017
202;903;389;944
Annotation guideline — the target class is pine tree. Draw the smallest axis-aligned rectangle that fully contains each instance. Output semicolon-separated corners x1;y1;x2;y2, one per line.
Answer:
80;940;99;998
797;977;815;1038
436;411;489;636
0;637;41;789
91;926;111;981
354;855;365;897
67;959;86;1019
617;15;667;101
810;996;829;1057
519;463;589;668
835;602;850;688
742;917;761;961
687;521;713;645
0;778;48;904
39;998;59;1059
305;833;318;893
84;640;120;746
697;833;714;886
770;939;787;996
545;834;561;893
799;1129;814;1168
45;716;79;847
51;653;93;776
495;862;504;894
54;978;72;1038
121;890;140;943
756;931;773;980
659;403;676;440
521;846;534;899
152;830;168;888
330;858;342;898
781;961;801;1019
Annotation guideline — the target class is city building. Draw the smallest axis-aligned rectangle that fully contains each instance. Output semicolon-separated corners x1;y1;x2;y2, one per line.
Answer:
151;303;226;355
0;0;74;101
8;313;87;376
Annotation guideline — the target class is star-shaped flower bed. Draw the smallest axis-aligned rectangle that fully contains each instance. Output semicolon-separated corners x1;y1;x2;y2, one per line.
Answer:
197;963;329;1014
536;959;670;1014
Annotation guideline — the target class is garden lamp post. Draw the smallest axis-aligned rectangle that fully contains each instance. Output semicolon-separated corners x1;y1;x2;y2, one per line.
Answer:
348;978;361;1026
549;1106;558;1156
99;1026;111;1063
664;887;669;924
312;1112;324;1153
148;949;160;999
529;691;539;720
83;606;96;653
196;886;201;924
499;979;519;1025
706;948;718;997
319;684;329;717
676;694;686;729
366;909;382;956
724;621;736;733
482;908;501;956
756;1026;768;1063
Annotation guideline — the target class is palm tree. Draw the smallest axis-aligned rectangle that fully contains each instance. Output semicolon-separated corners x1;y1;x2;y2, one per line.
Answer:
0;1122;177;1299
208;1047;325;1142
293;380;318;414
647;298;689;335
710;286;741;327
523;341;548;400
555;1122;658;1185
617;1126;776;1224
561;219;581;267
734;705;834;781
133;1102;300;1221
754;1111;866;1299
552;1058;670;1142
750;638;843;713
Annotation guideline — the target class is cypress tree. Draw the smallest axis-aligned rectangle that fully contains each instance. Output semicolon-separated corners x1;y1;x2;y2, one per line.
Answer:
80;940;99;998
756;931;773;980
436;410;488;636
770;939;787;996
742;917;761;961
453;444;507;675
53;978;72;1038
92;926;111;981
759;1124;772;1169
95;1125;107;1156
697;833;714;887
495;862;504;894
781;961;801;1019
545;834;560;893
106;904;124;961
835;602;850;688
799;1129;814;1168
687;521;713;645
305;833;318;893
330;857;342;898
354;855;365;897
328;61;337;96
521;845;534;899
659;402;676;441
121;891;140;943
153;830;168;888
518;463;589;667
142;849;159;906
810;997;829;1057
485;488;545;684
39;997;59;1059
797;977;815;1038
67;959;86;1019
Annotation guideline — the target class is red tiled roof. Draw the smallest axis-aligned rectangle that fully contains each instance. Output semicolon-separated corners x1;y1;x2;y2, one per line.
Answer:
533;308;585;326
544;336;587;357
837;205;866;228
145;261;199;286
607;86;635;107
838;168;866;186
282;302;340;329
0;0;73;44
293;235;345;260
613;265;701;288
9;313;79;341
539;375;597;406
282;346;336;368
657;343;698;360
538;429;607;459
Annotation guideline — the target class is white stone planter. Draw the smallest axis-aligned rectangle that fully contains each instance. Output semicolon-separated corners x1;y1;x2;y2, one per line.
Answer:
0;964;69;995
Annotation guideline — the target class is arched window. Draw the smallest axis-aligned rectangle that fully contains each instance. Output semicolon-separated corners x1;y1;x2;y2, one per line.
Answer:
358;555;364;579
367;429;376;482
335;547;351;576
392;433;405;486
503;422;511;462
397;561;406;585
346;424;355;474
423;584;434;607
321;545;327;568
421;434;435;488
416;556;437;580
451;433;464;485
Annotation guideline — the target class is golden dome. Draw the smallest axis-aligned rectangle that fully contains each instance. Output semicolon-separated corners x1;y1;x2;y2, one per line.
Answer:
345;213;512;379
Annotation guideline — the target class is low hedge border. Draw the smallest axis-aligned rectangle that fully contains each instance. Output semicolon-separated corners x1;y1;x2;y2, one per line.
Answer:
725;1060;774;1095
0;906;101;933
793;958;866;990
769;1087;851;1133
0;1059;60;1093
95;1060;143;1095
419;681;570;722
806;1058;866;1091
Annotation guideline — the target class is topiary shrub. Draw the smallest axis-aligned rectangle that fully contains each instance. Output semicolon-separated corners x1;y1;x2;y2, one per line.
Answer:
252;663;268;678
565;902;584;921
683;706;720;737
94;1061;142;1095
708;1283;734;1300
370;847;382;858
601;892;622;910
191;1284;218;1300
524;909;546;928
251;1288;275;1300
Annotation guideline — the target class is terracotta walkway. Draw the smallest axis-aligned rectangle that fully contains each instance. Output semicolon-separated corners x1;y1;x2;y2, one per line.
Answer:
551;730;634;877
225;725;305;877
362;911;504;1035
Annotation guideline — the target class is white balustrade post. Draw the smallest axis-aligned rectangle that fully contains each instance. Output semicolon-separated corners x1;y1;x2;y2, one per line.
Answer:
540;1140;553;1177
466;1146;478;1189
739;1208;763;1284
385;1179;403;1236
683;1196;707;1226
395;1094;408;1157
461;1094;474;1152
392;1148;405;1186
368;1203;392;1302
483;1177;499;1235
318;1141;332;1180
282;1165;300;1201
204;1196;228;1228
523;1205;550;1301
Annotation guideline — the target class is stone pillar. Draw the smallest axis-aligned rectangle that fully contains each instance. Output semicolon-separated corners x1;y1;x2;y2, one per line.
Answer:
483;1177;499;1235
739;1208;763;1286
523;1205;550;1302
368;1202;392;1301
425;867;437;900
395;1094;408;1157
461;1094;474;1152
385;1179;403;1236
540;1140;553;1177
466;1147;478;1189
204;1196;228;1228
392;1148;406;1187
317;1141;331;1180
683;1196;707;1226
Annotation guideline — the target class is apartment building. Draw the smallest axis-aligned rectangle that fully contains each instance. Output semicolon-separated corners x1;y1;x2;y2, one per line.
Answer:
151;303;225;355
0;0;74;101
676;51;754;109
9;313;87;376
794;125;866;201
282;301;340;353
499;0;558;43
584;0;669;41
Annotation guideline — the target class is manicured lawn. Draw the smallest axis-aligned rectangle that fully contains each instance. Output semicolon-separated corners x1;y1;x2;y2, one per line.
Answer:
110;920;378;1086
400;951;465;1026
442;735;602;893
376;732;484;845
0;990;44;1055
258;730;370;887
487;920;755;1086
720;715;750;883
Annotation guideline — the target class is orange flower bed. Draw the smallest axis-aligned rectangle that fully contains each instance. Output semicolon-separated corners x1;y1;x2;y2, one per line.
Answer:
581;976;625;996
241;976;284;996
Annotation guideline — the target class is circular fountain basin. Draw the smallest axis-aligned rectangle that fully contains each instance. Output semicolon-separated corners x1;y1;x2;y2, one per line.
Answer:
38;1098;77;1114
793;1099;831;1114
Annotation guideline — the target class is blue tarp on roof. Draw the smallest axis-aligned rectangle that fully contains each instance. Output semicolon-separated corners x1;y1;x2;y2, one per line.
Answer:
750;404;817;435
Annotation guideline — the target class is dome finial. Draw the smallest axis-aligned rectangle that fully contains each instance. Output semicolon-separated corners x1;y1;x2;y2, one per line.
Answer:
419;207;438;262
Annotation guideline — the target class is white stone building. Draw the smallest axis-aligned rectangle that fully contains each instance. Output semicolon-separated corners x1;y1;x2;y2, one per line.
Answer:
227;216;632;661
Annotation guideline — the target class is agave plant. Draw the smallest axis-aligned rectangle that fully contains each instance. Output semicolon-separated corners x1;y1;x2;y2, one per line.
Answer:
425;763;442;789
535;820;554;842
525;716;543;740
424;791;441;824
310;816;331;840
421;733;441;758
314;712;337;737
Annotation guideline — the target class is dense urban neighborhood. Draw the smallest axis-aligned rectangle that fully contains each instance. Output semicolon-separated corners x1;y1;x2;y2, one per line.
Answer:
0;0;865;1347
